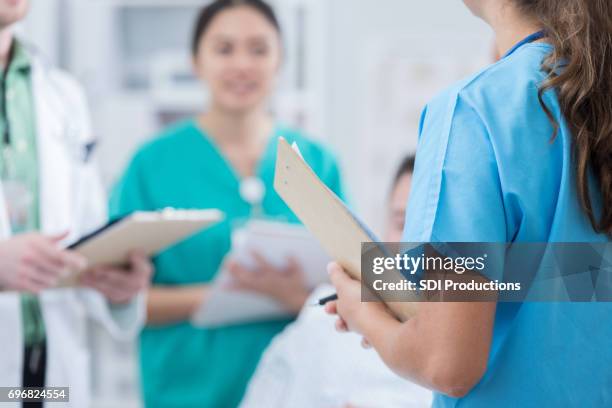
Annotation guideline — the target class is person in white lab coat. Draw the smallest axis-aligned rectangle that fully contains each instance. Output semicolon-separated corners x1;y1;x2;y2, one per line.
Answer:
0;1;152;407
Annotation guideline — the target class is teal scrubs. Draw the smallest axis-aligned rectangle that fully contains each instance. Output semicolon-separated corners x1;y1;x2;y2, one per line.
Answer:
403;43;611;407
110;121;345;408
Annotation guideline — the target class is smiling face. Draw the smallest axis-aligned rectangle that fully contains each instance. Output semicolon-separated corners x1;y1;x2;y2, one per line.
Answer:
0;0;29;29
193;5;282;115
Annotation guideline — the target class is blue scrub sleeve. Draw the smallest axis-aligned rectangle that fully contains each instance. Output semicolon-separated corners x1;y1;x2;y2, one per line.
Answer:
403;95;508;279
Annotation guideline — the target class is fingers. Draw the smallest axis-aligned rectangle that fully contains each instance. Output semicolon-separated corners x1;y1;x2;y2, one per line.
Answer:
251;251;274;272
128;252;153;282
34;236;88;272
14;265;56;293
327;262;352;289
20;249;64;289
49;231;70;243
227;258;271;289
227;259;250;276
227;261;255;284
23;245;65;280
225;259;257;291
58;250;88;272
335;317;348;332
85;279;133;304
45;232;88;271
80;251;153;303
286;257;300;270
283;257;302;276
28;269;59;290
81;269;137;304
361;337;372;349
22;235;63;267
15;266;46;293
90;268;142;292
324;300;338;315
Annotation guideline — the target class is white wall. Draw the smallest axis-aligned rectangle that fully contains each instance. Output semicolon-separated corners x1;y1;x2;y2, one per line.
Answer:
21;0;61;64
325;0;492;233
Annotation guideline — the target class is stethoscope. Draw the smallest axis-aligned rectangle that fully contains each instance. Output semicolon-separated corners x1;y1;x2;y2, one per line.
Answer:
240;176;266;216
502;30;546;59
0;39;16;179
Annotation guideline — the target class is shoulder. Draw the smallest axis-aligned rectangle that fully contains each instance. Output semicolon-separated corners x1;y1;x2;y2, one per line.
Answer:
128;120;198;170
23;40;87;103
424;44;552;125
28;48;87;102
27;49;96;142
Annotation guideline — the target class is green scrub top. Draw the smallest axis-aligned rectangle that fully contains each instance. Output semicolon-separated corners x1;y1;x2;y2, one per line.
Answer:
110;120;345;408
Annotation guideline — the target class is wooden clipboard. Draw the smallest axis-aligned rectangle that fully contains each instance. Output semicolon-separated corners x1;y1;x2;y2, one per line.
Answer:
60;209;224;286
274;138;417;321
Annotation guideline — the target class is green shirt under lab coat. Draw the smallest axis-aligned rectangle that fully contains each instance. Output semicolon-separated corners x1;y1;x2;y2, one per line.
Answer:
0;40;45;347
110;120;345;408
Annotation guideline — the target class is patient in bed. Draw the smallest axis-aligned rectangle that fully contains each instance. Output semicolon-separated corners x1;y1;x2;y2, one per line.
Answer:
240;156;432;408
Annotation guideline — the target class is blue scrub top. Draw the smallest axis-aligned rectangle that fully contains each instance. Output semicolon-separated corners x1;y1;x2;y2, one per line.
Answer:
403;43;611;407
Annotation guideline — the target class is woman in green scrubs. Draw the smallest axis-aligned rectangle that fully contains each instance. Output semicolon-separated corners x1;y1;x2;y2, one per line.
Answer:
110;1;344;407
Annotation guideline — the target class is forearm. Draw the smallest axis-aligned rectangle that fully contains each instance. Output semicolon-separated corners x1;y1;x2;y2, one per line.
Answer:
146;285;209;326
360;302;496;398
360;310;434;389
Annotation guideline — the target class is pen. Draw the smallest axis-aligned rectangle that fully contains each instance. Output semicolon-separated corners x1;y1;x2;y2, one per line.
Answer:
312;293;338;306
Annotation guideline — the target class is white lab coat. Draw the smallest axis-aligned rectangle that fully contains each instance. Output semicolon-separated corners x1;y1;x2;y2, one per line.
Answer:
0;48;145;407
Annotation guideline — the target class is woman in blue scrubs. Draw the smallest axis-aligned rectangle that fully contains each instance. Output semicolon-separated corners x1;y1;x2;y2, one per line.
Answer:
326;0;611;406
111;1;344;407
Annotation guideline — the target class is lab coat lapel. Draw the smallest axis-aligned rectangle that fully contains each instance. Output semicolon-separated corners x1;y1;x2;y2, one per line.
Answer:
30;59;74;236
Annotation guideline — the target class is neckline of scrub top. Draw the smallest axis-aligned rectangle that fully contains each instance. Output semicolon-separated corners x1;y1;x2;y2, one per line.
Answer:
188;119;279;187
502;30;546;59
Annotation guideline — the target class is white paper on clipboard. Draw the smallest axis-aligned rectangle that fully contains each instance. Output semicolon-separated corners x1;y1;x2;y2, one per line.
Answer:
191;219;330;327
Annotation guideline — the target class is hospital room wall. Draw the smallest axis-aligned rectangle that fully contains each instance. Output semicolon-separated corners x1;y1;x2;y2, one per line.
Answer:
325;0;491;231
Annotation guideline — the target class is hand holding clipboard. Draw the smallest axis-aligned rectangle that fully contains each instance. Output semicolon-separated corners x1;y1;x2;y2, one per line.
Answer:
60;209;224;286
273;138;417;321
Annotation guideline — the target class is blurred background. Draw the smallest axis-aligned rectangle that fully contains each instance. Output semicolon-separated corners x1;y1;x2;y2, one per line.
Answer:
21;1;492;406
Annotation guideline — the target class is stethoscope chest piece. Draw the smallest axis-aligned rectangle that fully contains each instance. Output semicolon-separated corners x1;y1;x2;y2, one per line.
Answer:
239;176;265;208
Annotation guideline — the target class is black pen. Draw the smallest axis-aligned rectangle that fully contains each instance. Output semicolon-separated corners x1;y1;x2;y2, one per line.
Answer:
313;293;338;306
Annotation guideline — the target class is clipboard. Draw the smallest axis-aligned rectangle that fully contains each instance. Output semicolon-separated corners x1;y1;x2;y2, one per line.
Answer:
273;138;417;321
61;209;224;285
191;219;331;327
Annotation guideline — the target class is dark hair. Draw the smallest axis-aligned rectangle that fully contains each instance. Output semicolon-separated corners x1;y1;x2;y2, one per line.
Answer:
191;0;281;56
393;155;416;186
513;0;612;235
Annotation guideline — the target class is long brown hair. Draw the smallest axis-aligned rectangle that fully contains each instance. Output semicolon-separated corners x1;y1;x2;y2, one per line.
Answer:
514;0;612;235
